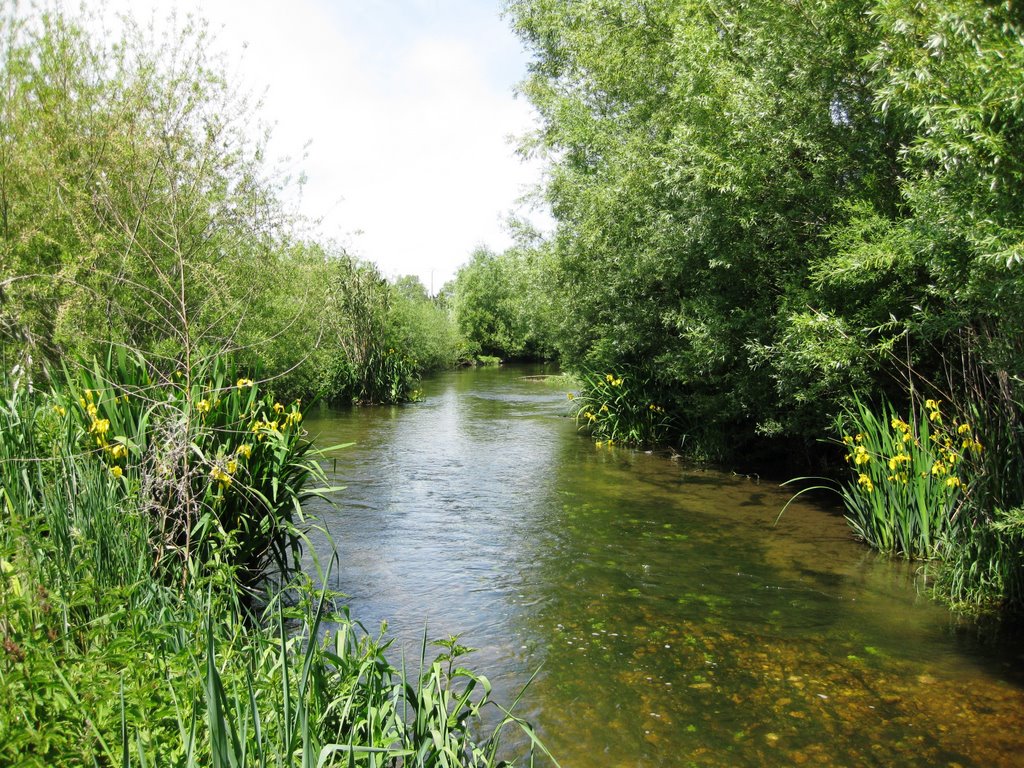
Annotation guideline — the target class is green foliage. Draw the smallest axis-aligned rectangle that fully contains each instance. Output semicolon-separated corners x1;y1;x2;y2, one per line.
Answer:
505;0;1024;456
0;5;455;407
391;274;461;372
835;396;980;558
569;367;675;447
54;349;337;590
507;0;902;454
936;507;1024;619
451;244;556;361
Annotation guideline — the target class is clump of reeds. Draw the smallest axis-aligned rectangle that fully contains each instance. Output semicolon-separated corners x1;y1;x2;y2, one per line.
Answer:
835;395;980;558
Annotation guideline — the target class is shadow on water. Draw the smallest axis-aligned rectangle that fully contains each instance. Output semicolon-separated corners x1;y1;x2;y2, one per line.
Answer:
304;365;1024;768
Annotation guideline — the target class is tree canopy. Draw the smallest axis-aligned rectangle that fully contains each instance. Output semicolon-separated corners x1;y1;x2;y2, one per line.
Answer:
503;0;1024;461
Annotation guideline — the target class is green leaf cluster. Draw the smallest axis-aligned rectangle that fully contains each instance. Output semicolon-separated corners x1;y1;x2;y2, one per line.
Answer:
505;0;1024;462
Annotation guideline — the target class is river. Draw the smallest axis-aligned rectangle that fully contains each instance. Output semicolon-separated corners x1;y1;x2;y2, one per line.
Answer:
304;365;1024;767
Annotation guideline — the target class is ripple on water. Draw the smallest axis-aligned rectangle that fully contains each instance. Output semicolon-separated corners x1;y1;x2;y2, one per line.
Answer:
304;365;1024;768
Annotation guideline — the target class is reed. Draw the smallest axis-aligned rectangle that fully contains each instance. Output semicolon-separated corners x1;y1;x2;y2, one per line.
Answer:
57;349;343;590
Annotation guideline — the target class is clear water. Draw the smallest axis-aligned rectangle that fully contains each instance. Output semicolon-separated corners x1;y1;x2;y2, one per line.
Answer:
304;365;1024;767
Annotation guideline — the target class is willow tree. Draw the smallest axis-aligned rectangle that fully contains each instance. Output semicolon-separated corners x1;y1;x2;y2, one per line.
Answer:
0;3;298;378
506;0;1024;463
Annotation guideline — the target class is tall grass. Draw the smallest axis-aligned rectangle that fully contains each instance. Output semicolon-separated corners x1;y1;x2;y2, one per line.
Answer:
57;349;342;590
929;380;1024;617
935;507;1024;617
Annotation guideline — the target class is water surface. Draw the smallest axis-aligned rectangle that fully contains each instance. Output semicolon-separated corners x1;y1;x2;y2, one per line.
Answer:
305;366;1024;767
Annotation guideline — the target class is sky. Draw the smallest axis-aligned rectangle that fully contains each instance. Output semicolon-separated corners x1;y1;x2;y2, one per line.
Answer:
103;0;549;292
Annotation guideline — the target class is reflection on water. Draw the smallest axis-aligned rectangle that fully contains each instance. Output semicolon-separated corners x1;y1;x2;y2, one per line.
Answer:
305;365;1024;767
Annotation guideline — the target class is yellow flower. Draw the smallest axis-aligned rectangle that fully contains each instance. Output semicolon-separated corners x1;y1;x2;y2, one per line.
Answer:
110;466;123;479
210;466;232;488
108;443;127;460
890;417;909;433
925;398;940;411
842;435;854;446
273;402;285;415
606;374;614;383
930;461;947;476
52;405;66;417
89;418;110;436
237;444;252;460
853;446;870;465
226;459;238;475
887;454;910;471
613;378;623;387
87;402;98;418
197;399;211;415
567;392;575;400
945;476;962;489
237;378;254;389
857;473;874;492
957;423;972;435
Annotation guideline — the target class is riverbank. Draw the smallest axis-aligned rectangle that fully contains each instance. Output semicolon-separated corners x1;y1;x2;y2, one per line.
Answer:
0;361;551;767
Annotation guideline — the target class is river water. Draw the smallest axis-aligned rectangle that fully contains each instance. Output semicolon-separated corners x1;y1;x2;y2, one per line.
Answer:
305;365;1024;767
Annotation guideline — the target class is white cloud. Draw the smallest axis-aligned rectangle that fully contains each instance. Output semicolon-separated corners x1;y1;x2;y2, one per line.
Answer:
100;0;548;292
